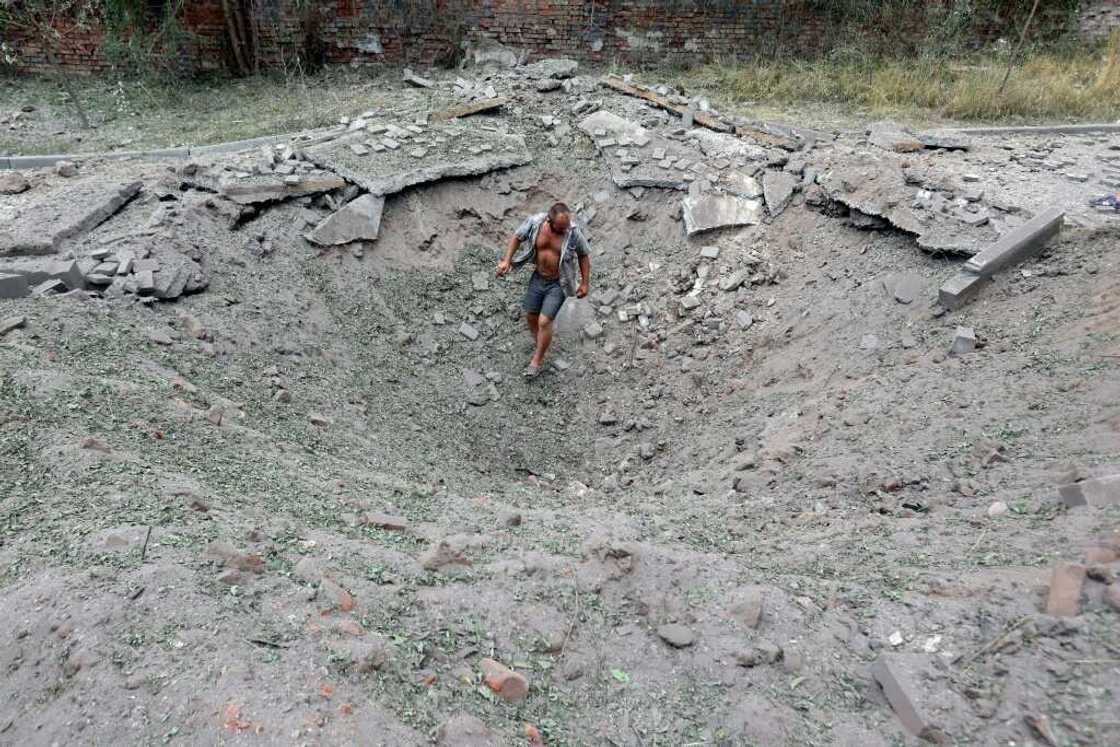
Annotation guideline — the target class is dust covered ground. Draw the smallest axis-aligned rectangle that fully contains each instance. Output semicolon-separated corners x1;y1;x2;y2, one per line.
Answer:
1;60;1120;746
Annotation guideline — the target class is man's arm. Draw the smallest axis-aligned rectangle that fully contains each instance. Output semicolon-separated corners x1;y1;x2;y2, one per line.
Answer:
496;233;519;276
577;254;590;298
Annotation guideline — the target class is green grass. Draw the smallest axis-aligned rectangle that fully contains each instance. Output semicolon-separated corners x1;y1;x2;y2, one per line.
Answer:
669;34;1120;127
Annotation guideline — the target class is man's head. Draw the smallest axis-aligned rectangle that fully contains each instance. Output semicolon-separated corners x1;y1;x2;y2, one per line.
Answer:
547;202;571;234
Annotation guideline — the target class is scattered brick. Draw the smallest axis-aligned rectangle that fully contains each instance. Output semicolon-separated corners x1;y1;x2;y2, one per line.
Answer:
1045;561;1086;617
481;658;529;702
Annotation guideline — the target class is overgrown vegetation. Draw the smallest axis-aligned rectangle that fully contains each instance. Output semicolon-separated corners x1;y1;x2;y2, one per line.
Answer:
673;31;1119;124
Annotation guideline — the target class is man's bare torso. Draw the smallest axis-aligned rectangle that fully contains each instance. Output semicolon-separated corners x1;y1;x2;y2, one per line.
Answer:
534;223;563;280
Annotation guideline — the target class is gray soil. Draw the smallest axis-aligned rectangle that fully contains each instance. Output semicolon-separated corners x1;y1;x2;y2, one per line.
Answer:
1;62;1119;747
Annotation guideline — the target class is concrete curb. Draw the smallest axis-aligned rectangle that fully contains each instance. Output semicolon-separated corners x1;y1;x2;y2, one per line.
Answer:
940;123;1120;137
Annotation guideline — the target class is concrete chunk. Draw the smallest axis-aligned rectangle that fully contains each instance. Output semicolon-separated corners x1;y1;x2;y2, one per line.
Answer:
1046;561;1086;617
938;272;989;311
307;194;385;246
964;207;1063;278
458;322;480;341
0;179;142;257
0;257;87;290
949;326;976;355
219;172;347;205
0;315;27;336
681;193;763;236
0;273;30;299
762;170;798;217
1058;474;1120;508
872;654;959;742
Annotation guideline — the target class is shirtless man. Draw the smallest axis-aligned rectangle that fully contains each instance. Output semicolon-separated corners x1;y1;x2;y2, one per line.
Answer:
496;202;591;378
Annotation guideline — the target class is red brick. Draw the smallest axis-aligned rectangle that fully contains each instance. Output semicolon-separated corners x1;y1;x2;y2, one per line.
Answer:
481;658;529;702
1046;561;1087;617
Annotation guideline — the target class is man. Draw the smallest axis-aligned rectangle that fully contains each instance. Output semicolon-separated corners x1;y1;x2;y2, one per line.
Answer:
496;202;591;378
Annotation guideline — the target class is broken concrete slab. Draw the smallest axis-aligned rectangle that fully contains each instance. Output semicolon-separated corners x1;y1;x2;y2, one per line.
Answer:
521;58;578;79
938;271;990;311
871;654;962;742
305;125;532;197
681;193;764;236
0;273;30;299
0;315;27;337
307;194;385;246
817;155;1000;255
402;68;434;88
1058;474;1120;508
0;179;142;257
219;172;347;205
867;121;924;153
578;109;649;145
0;257;87;291
762;170;798;217
432;97;508;121
720;171;763;199
1046;561;1086;617
963;207;1064;278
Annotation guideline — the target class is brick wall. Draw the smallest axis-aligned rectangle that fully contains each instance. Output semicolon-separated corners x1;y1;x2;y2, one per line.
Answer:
3;0;1108;77
1080;0;1120;38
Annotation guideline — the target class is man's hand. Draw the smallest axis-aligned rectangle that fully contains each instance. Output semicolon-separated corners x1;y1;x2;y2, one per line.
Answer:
576;282;589;299
496;258;512;277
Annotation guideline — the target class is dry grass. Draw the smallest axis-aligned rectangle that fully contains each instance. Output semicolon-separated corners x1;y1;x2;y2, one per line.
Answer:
674;36;1120;126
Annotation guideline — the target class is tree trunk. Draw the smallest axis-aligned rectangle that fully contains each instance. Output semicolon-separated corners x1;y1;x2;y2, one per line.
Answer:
221;0;250;76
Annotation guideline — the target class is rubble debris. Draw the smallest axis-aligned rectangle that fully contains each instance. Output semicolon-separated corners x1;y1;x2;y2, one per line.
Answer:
963;207;1064;278
521;58;578;79
0;273;30;300
0;171;29;194
307;194;385;246
682;192;764;236
867;121;924;153
1058;474;1120;508
949;326;977;355
871;654;960;742
305;124;532;197
0;257;87;294
817;155;1000;255
0;179;142;257
1046;561;1086;617
55;160;78;178
402;68;433;88
601;75;733;133
0;315;27;337
432;97;508;121
762;170;798;217
891;273;923;305
219;172;347;206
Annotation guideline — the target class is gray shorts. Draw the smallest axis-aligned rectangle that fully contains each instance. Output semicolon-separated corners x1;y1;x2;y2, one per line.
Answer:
523;271;565;320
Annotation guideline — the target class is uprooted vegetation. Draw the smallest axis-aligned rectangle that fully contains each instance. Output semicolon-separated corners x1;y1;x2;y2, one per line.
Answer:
1;57;1119;746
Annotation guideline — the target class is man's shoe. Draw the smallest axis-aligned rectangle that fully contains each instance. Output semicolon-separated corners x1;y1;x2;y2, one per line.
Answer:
523;364;541;380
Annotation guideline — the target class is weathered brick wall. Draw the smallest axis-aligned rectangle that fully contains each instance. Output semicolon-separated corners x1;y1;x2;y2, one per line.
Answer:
1080;0;1120;38
3;0;1111;77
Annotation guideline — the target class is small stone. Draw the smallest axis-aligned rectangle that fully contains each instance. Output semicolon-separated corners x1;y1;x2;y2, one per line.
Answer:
1046;561;1086;617
79;436;111;453
500;511;522;527
700;245;720;259
458;322;480;341
583;321;604;339
146;328;173;346
217;569;242;585
656;623;695;648
55;160;78;177
436;713;493;746
309;412;331;427
680;294;701;310
987;501;1008;517
734;310;754;330
598;412;618;426
0;171;29;194
420;539;470;571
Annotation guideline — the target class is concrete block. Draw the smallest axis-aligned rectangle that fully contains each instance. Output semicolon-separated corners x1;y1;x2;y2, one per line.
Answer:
939;272;990;311
964;207;1063;278
1046;561;1086;617
0;258;86;290
871;654;959;742
31;279;66;297
1058;474;1120;508
458;322;480;341
0;273;30;299
949;326;976;355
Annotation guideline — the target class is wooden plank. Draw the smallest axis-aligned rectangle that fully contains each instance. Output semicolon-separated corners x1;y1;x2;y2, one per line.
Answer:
599;75;732;133
431;97;508;121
